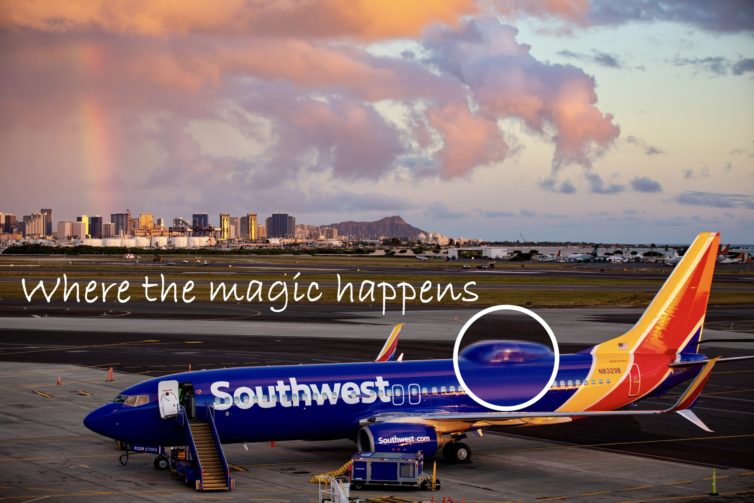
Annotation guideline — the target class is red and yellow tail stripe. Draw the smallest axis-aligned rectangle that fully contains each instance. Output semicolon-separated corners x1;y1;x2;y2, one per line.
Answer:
557;232;720;413
375;324;404;362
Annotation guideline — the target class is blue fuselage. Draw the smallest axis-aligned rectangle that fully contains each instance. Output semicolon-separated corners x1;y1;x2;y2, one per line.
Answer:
84;353;699;448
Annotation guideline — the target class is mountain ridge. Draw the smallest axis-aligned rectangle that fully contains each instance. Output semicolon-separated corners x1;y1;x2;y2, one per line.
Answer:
327;215;426;240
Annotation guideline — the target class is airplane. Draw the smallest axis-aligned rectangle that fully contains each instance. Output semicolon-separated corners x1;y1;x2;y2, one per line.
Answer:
84;232;753;491
716;244;730;262
533;250;561;262
663;249;683;266
606;254;628;263
566;244;599;262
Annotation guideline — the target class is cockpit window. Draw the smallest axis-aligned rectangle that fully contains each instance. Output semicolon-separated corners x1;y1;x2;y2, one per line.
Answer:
115;394;150;407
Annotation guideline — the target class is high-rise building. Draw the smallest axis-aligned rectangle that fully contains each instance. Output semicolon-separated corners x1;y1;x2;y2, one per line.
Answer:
323;227;338;240
257;224;266;239
90;215;103;238
23;213;44;237
229;216;240;239
110;212;130;236
76;215;90;237
219;213;231;240
138;213;153;231
41;208;53;236
102;222;115;238
266;213;295;238
239;213;257;241
3;214;16;233
72;221;87;239
57;221;74;240
192;213;209;231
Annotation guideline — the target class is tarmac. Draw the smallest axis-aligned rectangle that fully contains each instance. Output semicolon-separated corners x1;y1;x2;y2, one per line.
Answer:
1;362;753;503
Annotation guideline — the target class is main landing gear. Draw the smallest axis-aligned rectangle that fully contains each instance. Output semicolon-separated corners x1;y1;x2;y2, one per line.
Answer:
443;441;471;463
153;455;169;470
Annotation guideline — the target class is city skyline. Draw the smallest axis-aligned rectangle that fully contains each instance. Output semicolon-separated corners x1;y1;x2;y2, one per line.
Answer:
0;2;752;242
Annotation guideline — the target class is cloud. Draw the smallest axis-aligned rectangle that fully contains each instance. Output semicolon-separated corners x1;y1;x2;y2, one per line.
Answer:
0;5;624;220
502;0;754;34
540;178;577;194
672;56;729;75
675;191;754;209
630;176;662;193
732;58;754;75
671;56;754;77
426;101;509;179
427;202;467;219
585;173;624;194
682;167;710;179
0;0;478;40
558;49;622;68
425;19;619;170
625;135;664;156
475;208;564;219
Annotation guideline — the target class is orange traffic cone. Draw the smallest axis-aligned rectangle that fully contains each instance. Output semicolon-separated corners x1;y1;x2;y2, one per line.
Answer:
106;367;114;382
56;376;61;385
270;440;276;447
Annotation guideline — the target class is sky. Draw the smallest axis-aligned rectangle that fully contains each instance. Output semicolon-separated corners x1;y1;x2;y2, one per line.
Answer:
0;0;752;243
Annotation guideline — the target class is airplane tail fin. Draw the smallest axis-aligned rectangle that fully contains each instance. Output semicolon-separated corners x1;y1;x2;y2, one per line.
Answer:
599;232;719;356
375;324;403;362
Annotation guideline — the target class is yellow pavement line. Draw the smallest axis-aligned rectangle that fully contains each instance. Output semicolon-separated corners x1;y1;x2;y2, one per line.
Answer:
31;390;53;399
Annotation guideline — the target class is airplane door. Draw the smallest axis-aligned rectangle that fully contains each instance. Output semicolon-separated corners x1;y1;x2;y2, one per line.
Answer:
628;364;641;397
158;380;180;419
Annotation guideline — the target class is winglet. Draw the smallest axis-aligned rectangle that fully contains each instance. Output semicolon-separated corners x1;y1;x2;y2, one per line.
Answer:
667;357;718;412
375;324;404;362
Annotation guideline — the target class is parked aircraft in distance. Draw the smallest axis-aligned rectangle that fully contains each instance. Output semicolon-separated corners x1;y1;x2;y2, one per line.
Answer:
566;245;599;262
534;250;561;262
84;232;752;492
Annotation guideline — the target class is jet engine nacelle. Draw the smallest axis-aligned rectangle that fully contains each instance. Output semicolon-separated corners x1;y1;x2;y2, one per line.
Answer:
357;423;439;457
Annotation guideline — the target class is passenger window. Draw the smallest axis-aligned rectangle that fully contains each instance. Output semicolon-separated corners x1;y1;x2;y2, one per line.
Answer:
422;387;428;396
575;380;581;386
567;380;573;387
598;379;603;385
449;385;456;393
606;378;611;384
431;387;438;395
559;380;566;387
591;379;596;385
440;386;447;394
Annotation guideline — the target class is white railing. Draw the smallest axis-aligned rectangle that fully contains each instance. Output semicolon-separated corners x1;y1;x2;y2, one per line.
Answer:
317;476;350;503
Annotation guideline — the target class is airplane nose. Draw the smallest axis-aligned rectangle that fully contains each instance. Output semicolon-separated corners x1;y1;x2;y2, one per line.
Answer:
84;404;120;438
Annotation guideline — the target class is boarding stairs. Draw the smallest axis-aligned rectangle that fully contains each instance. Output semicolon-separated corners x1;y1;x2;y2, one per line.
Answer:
181;406;233;491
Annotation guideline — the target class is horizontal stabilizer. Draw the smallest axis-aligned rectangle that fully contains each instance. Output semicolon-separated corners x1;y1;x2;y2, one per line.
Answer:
676;409;713;432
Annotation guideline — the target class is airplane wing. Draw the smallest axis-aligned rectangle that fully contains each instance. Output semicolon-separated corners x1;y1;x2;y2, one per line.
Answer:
374;324;404;362
363;358;718;432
